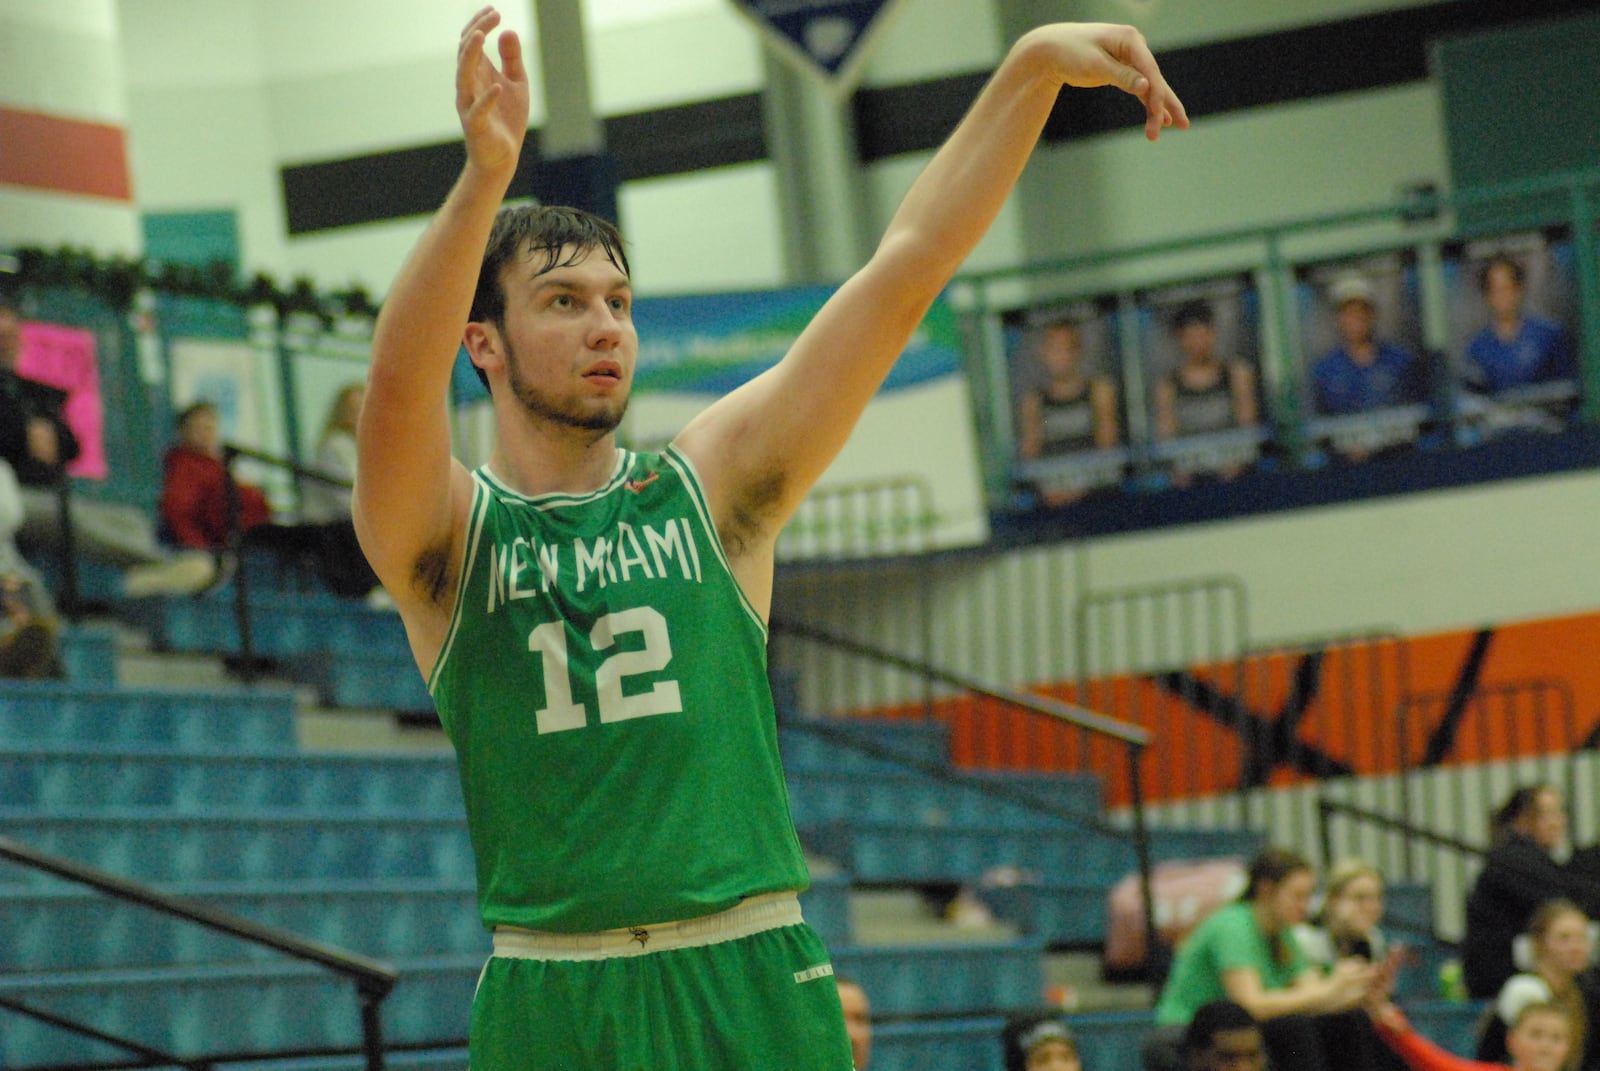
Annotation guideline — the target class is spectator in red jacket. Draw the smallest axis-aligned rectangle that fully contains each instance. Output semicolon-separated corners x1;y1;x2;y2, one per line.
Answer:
159;401;271;550
1372;1000;1571;1071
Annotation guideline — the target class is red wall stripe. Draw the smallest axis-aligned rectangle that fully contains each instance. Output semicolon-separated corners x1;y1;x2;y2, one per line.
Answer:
0;106;132;202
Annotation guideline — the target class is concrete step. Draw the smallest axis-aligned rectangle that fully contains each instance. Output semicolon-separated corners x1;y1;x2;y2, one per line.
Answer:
848;886;1019;945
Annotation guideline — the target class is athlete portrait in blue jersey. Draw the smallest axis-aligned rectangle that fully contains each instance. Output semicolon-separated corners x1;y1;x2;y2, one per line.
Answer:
351;7;1187;1068
1465;254;1575;395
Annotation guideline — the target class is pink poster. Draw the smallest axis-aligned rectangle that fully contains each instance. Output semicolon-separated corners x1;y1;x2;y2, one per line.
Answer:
18;321;107;480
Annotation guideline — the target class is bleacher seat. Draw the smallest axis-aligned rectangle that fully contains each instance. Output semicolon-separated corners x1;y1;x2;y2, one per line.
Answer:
0;680;298;749
0;744;461;813
58;622;118;684
786;769;1087;829
872;1016;1007;1071
2;879;486;969
0;810;476;883
0;954;480;1065
802;819;1263;885
832;938;1045;1016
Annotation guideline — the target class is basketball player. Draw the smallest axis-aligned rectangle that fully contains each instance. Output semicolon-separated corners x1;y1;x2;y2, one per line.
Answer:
354;6;1185;1067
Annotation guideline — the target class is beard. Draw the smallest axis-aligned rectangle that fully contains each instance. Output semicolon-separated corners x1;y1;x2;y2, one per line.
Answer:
504;337;628;435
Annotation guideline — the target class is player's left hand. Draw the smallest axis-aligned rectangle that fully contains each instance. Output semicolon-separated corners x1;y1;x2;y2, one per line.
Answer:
1030;23;1188;141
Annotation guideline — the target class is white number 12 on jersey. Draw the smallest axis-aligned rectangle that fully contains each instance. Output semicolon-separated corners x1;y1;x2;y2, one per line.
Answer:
528;607;684;734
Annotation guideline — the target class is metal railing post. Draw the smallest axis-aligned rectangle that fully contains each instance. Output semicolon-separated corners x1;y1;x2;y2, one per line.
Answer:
1126;741;1160;985
361;987;388;1071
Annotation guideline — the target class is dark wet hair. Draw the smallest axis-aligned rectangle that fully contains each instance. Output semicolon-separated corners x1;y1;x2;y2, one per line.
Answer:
465;203;630;390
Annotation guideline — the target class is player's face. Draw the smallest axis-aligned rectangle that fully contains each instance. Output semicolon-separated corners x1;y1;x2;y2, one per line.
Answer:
492;244;636;435
1507;1010;1571;1071
1484;262;1525;322
1335;299;1375;347
1025;1039;1081;1071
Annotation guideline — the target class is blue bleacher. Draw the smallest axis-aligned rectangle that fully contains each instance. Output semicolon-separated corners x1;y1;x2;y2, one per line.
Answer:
834;938;1045;1016
0;624;1390;1071
802;818;1263;885
58;622;119;685
0;744;461;813
0;955;481;1065
1;810;476;884
0;679;298;748
2;879;485;969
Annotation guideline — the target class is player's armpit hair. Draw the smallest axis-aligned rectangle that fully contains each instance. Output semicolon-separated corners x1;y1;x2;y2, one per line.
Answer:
720;469;787;559
412;542;456;606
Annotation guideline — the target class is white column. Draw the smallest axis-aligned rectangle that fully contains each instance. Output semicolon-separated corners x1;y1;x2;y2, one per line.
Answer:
0;0;141;254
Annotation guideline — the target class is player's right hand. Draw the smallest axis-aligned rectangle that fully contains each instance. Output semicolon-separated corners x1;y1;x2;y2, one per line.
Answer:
456;5;530;176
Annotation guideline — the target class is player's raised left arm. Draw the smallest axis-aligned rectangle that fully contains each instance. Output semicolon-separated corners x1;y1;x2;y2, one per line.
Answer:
675;23;1185;551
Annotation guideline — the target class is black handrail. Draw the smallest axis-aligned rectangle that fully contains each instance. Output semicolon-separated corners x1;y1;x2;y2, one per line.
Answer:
220;442;354;682
768;617;1164;981
223;441;352;492
1315;797;1485;862
0;835;398;1071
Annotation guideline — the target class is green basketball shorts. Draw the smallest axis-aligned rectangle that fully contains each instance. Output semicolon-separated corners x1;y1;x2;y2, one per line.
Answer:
469;892;855;1070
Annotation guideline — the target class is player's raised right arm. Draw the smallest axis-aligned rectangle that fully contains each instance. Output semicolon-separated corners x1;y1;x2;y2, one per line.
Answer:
354;7;528;602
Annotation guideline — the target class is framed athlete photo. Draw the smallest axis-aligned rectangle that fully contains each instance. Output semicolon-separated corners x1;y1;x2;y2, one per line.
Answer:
1440;228;1578;440
1295;252;1429;464
1134;275;1266;486
1003;296;1129;508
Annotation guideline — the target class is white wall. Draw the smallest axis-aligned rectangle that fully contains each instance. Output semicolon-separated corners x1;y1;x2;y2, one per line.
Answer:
108;0;1466;297
52;0;1600;654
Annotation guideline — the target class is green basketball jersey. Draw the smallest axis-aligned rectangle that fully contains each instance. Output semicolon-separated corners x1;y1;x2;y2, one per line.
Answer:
428;446;809;933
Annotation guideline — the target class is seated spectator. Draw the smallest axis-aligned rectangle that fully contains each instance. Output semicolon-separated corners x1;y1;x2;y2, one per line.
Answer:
1002;1012;1082;1071
1372;1000;1572;1071
1464;786;1595;999
1477;900;1595;1071
1182;1000;1266;1071
1152;299;1259;483
299;383;382;601
834;975;872;1071
1298;857;1391;969
159;401;271;551
1311;273;1426;417
1016;317;1120;507
302;383;362;525
1466;255;1574;395
0;291;218;597
1150;848;1388;1071
0;458;60;677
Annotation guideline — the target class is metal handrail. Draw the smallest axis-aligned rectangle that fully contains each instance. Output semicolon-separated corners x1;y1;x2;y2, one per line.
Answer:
219;442;356;682
0;835;398;1071
768;617;1163;981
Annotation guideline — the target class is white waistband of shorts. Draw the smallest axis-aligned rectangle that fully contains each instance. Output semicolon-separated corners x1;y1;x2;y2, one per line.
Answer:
491;892;803;961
